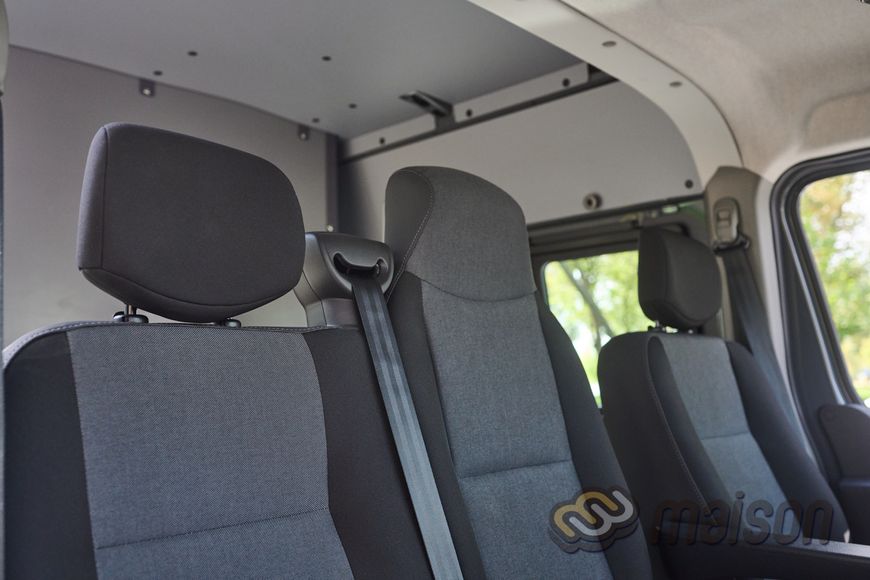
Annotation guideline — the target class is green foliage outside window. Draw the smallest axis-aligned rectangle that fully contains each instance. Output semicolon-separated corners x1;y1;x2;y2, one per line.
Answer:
799;172;870;403
544;251;648;405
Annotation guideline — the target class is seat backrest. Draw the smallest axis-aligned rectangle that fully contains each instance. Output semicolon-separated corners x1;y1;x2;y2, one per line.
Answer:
4;124;432;579
599;227;849;543
384;167;653;579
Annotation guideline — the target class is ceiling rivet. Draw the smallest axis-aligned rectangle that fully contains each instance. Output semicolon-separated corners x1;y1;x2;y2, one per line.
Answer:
602;40;617;48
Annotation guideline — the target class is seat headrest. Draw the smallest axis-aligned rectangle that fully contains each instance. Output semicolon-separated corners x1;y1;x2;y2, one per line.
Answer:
385;167;534;301
638;227;721;330
77;123;305;323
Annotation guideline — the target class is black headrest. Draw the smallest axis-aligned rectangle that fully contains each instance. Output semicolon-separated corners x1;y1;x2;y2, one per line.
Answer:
385;167;534;301
77;123;305;323
638;227;721;330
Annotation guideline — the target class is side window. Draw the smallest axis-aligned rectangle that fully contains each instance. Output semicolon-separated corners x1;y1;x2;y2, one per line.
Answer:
543;250;648;405
799;171;870;403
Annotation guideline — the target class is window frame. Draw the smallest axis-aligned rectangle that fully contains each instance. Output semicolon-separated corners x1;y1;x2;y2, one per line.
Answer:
529;195;707;302
773;148;870;406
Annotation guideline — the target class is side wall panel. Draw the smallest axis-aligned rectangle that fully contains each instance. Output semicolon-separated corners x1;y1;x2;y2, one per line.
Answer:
340;82;701;239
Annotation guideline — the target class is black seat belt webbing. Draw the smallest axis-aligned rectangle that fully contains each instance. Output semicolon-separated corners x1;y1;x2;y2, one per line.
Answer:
349;275;463;580
718;244;803;435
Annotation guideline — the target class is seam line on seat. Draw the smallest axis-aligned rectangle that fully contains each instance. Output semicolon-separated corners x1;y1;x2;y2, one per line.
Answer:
95;506;331;550
460;458;573;481
700;430;751;441
386;168;435;301
644;336;709;509
420;277;535;304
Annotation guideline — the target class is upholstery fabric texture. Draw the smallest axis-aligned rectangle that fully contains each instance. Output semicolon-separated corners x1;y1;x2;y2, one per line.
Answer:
66;324;351;578
386;166;652;579
657;334;788;512
385;166;535;301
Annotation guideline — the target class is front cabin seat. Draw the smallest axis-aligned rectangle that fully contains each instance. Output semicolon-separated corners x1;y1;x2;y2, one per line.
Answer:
3;124;433;579
384;167;654;579
599;227;849;544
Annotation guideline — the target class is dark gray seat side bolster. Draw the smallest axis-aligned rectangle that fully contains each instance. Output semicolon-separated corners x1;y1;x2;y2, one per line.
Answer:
5;331;97;579
536;300;653;579
726;341;849;541
304;327;434;580
388;272;488;580
600;333;731;533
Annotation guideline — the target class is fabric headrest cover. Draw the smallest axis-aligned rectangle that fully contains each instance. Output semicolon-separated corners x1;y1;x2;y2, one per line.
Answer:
77;123;304;323
385;167;534;301
638;227;722;330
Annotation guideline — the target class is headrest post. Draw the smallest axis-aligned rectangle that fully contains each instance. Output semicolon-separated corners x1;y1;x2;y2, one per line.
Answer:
112;305;149;324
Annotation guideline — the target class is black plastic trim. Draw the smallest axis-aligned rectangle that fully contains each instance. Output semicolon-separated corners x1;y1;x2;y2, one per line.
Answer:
340;70;617;164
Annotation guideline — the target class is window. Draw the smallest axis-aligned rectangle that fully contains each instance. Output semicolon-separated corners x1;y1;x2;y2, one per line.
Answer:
798;171;870;403
543;251;648;405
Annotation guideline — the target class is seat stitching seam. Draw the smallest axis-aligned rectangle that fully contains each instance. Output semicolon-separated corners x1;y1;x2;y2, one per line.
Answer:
644;336;709;509
95;506;331;550
459;458;573;481
3;323;323;367
386;168;435;301
700;430;751;441
420;277;534;303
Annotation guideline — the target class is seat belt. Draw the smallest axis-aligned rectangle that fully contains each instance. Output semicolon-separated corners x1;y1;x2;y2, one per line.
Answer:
712;198;807;438
346;271;463;580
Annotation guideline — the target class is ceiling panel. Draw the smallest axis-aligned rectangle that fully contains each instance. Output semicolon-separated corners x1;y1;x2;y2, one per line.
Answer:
7;0;578;137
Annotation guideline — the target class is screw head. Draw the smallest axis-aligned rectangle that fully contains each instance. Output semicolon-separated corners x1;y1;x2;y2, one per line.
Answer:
583;192;603;211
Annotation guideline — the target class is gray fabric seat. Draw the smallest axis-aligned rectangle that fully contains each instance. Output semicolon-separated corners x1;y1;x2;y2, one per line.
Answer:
599;227;849;547
384;167;654;579
4;124;432;579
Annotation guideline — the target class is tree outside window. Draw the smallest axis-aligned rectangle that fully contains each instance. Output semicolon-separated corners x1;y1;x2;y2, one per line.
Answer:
800;171;870;404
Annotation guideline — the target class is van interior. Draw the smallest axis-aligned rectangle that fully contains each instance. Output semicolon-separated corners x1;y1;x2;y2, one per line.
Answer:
2;1;870;579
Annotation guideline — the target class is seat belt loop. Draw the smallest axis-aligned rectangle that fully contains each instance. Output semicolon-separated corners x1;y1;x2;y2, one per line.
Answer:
347;272;463;580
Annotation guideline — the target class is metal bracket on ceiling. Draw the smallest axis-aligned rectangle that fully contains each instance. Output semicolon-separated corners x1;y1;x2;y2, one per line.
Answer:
400;90;455;130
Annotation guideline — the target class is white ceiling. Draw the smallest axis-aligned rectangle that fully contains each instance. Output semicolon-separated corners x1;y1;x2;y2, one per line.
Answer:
6;0;578;137
560;0;870;179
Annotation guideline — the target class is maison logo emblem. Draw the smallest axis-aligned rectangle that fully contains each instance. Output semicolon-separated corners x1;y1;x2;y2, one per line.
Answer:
549;486;639;552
